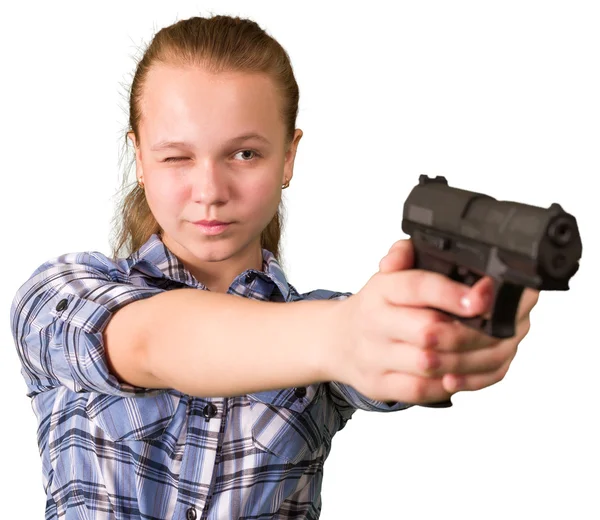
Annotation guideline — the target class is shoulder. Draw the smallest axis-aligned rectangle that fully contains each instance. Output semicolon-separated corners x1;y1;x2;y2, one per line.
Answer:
10;248;136;326
26;249;126;283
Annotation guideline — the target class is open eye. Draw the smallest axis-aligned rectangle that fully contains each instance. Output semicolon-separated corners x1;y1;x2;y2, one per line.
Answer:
234;149;261;161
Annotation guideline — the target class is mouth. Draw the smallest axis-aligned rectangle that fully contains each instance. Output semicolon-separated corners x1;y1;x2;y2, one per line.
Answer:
192;220;231;226
191;221;232;235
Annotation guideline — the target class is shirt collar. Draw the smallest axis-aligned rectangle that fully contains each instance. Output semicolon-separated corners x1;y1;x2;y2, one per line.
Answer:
125;233;293;301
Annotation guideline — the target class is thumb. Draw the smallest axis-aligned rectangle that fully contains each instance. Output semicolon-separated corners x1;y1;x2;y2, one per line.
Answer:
378;239;414;273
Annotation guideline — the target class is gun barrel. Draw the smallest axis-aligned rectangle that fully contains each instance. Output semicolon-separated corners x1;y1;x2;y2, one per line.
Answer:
401;175;582;290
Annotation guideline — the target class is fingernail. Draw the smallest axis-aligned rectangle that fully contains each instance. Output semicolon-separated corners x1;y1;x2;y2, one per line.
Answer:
460;295;471;310
452;375;465;392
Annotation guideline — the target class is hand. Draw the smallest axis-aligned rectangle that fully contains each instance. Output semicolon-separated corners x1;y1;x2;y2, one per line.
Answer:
379;239;539;396
332;239;539;405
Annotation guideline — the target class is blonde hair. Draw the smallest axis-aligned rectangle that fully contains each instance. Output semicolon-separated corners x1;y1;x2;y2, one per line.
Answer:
110;14;300;264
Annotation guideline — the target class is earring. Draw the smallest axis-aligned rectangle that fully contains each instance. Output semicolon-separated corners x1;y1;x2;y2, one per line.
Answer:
138;177;144;190
282;179;290;189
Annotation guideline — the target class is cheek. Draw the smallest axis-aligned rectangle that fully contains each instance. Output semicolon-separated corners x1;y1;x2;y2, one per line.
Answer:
243;178;280;213
146;178;187;216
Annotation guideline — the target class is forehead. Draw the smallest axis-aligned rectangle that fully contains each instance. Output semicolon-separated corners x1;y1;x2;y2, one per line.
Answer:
138;64;284;144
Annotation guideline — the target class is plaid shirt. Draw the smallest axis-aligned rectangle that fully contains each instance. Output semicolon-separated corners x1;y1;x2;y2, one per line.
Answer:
10;233;410;520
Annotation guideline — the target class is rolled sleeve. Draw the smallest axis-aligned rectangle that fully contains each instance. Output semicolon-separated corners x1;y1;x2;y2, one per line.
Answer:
327;381;413;425
10;254;163;397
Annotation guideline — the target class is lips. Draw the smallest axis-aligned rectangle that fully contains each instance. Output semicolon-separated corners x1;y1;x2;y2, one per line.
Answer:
191;220;233;236
193;220;230;226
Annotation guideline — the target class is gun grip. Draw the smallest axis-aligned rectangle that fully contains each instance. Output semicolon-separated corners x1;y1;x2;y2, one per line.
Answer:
414;250;525;409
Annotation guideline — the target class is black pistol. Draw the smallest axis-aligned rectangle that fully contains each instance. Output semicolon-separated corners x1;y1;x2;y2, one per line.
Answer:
401;175;583;408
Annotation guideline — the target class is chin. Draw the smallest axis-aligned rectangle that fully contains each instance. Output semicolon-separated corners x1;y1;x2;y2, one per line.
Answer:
165;224;260;262
187;240;235;262
191;234;258;263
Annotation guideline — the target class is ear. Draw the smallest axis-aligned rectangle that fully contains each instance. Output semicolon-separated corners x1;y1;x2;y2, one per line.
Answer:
127;131;144;181
282;129;303;185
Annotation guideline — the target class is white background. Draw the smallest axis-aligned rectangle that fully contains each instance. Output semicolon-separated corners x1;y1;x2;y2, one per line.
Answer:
1;1;598;518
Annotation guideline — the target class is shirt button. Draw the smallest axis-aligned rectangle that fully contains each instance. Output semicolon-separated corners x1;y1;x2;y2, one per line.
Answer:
294;387;307;399
203;403;218;421
245;273;255;283
55;299;68;312
186;506;197;520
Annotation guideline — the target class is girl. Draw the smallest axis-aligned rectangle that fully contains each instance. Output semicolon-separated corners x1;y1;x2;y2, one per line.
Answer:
10;14;537;520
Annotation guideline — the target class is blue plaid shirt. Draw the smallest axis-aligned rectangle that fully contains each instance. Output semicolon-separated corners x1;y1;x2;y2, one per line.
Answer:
10;233;410;519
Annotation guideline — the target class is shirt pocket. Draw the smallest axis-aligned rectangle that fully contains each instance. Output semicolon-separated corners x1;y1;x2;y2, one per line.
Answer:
85;390;185;442
247;384;326;465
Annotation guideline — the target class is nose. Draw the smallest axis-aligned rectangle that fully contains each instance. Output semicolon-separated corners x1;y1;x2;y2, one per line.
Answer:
191;159;229;205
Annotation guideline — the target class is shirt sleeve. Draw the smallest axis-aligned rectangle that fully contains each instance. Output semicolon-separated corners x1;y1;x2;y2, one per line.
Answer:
10;251;164;398
300;289;414;424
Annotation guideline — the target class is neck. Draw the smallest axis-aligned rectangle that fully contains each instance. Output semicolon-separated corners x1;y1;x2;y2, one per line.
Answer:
162;234;264;293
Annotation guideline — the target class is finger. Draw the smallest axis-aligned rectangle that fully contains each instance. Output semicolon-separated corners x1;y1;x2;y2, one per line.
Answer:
461;276;539;319
441;345;517;394
380;305;454;348
422;276;530;352
432;299;532;356
517;288;540;320
368;341;442;378
378;239;414;273
381;269;490;318
388;239;412;255
469;276;495;309
441;317;528;393
374;338;513;380
382;304;495;351
429;318;498;352
428;337;516;376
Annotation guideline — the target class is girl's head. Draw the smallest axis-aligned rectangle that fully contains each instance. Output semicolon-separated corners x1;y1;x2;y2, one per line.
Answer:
111;14;302;273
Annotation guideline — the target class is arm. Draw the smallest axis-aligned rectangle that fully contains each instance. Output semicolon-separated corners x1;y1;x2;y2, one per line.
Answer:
11;254;339;399
106;288;340;397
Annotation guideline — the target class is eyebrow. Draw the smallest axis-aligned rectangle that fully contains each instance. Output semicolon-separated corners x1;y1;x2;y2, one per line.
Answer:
149;133;271;151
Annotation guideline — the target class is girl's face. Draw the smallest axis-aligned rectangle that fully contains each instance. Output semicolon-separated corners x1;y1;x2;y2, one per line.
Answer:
129;63;302;280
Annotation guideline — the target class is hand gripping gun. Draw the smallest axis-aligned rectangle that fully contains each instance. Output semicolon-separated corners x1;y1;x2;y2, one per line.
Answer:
401;175;583;408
